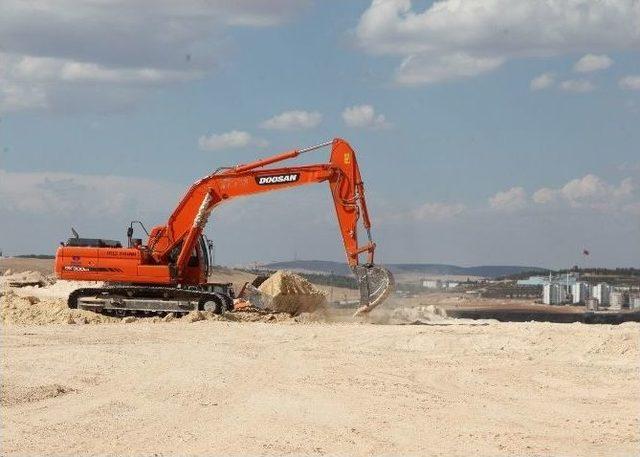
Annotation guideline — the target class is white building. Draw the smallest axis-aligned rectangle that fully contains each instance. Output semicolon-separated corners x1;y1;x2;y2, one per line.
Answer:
571;282;590;304
543;284;567;305
517;276;547;286
422;280;441;289
592;284;610;306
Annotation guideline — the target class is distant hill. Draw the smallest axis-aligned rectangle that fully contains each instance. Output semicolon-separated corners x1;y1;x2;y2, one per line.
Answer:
263;260;547;279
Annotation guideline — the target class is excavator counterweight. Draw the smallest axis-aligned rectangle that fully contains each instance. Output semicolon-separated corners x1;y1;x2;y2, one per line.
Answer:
55;138;393;316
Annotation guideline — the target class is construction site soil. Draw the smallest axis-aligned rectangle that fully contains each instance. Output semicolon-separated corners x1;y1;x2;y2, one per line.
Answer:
1;261;639;456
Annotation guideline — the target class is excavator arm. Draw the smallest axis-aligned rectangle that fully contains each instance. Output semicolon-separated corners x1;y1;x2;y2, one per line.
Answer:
147;138;393;313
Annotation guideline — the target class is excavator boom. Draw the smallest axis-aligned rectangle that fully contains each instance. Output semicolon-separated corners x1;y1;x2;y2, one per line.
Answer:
55;138;393;315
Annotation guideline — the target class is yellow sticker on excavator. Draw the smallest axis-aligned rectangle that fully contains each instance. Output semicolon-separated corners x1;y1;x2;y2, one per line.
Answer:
344;152;351;164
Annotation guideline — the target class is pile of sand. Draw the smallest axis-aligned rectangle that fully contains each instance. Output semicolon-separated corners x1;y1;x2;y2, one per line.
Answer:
1;287;298;325
0;270;53;287
1;277;107;325
258;270;327;315
364;304;498;326
0;271;321;325
13;279;103;300
1;290;118;325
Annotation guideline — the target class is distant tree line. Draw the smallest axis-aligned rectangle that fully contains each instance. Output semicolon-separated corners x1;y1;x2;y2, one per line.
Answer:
241;268;358;289
14;254;56;259
560;267;640;277
299;272;358;289
496;269;552;281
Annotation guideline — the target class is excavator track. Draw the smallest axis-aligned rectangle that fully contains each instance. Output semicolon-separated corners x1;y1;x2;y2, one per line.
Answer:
68;286;234;316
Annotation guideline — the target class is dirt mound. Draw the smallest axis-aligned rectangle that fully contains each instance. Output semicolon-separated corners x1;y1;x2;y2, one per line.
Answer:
13;279;103;300
0;270;53;287
365;305;498;326
258;270;327;315
1;290;118;325
0;272;320;325
1;286;300;325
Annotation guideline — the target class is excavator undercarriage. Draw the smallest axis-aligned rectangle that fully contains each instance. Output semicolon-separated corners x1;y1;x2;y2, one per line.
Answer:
69;283;234;316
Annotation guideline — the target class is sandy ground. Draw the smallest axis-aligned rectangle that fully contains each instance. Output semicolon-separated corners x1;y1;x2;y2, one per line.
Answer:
2;319;638;457
2;260;639;455
0;258;54;275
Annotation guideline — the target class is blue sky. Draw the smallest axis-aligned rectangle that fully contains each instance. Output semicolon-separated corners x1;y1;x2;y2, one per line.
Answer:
0;0;639;268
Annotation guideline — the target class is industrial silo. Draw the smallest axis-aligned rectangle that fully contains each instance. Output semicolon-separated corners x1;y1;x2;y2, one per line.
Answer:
543;283;567;305
592;284;610;307
609;291;627;310
585;297;599;311
571;282;590;304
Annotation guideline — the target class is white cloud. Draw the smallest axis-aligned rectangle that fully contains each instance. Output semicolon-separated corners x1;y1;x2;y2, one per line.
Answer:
619;75;640;90
1;167;638;267
573;54;613;73
207;1;311;27
533;174;635;209
560;79;595;93
618;162;640;173
355;0;640;85
342;105;390;129
411;202;466;220
0;53;202;112
530;73;555;91
562;174;609;202
489;187;527;211
396;53;504;85
11;54;198;84
0;1;308;112
532;187;557;204
0;81;48;112
0;169;180;216
260;110;322;130
198;130;267;151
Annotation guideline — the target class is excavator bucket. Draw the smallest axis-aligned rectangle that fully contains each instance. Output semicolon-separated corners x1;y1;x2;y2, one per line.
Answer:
353;265;395;315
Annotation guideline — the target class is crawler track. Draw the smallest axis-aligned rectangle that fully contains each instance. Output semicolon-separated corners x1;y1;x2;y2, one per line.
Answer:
68;286;234;316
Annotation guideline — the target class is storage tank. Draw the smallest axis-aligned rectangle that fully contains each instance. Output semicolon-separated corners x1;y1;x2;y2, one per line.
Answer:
592;284;610;306
543;283;566;305
585;297;599;311
609;291;627;310
543;284;551;304
571;282;590;304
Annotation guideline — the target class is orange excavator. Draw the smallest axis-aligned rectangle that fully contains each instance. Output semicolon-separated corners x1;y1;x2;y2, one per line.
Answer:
55;138;394;315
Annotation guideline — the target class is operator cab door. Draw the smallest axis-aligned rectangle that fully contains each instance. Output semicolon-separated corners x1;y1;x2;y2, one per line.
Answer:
183;235;209;284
